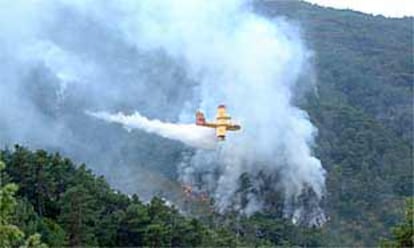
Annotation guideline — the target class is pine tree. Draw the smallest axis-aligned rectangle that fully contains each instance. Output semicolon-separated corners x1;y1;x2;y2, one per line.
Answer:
0;160;47;248
58;185;98;246
381;198;414;247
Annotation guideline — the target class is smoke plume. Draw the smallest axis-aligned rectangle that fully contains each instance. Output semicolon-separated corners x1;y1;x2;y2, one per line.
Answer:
88;111;217;150
0;0;326;225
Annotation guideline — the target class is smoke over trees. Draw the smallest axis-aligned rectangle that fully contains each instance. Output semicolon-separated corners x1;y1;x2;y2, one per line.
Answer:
0;0;326;225
0;0;412;246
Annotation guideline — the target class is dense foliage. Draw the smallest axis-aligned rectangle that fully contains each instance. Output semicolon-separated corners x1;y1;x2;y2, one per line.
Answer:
2;146;412;247
1;146;254;247
0;1;412;247
255;0;413;246
0;160;47;248
2;146;334;246
380;198;414;247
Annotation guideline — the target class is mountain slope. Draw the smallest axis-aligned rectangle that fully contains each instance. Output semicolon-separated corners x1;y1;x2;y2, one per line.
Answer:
0;1;412;247
255;0;413;246
1;146;253;247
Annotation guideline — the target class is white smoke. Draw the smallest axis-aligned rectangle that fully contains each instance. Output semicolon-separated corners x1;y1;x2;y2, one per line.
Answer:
95;0;326;224
0;0;327;225
87;111;217;150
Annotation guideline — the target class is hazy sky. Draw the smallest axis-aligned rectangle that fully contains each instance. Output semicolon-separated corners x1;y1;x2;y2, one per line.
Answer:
305;0;414;17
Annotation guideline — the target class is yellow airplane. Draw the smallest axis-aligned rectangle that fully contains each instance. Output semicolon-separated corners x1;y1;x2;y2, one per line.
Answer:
196;104;241;141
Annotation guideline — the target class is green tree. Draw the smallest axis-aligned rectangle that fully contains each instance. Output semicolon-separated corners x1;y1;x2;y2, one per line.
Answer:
0;160;47;248
116;203;150;246
381;198;414;247
0;179;24;247
58;185;98;246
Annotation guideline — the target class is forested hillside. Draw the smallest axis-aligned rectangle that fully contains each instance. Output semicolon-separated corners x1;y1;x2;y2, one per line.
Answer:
2;146;341;247
0;1;412;247
256;0;413;246
1;146;250;247
256;0;413;143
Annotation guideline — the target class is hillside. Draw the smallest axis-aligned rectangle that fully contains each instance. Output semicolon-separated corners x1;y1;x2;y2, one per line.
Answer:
255;0;413;246
0;0;413;247
1;146;340;247
256;0;413;143
1;146;251;247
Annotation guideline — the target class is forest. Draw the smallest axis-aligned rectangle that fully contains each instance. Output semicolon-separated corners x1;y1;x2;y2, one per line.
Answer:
1;0;413;247
1;146;412;247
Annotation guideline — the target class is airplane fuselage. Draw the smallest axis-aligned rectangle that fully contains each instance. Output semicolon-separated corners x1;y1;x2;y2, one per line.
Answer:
196;105;241;140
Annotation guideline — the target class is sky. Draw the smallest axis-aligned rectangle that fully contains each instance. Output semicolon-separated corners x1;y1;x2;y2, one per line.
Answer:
304;0;414;17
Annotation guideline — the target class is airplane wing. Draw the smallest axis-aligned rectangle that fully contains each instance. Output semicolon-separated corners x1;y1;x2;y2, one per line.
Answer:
227;124;241;131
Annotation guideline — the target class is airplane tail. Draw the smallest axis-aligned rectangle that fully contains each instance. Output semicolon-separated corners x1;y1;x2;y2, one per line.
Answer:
196;111;206;125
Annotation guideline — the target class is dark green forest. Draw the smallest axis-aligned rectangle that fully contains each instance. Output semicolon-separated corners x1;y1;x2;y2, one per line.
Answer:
256;0;413;246
1;1;413;247
1;146;412;247
0;147;249;247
